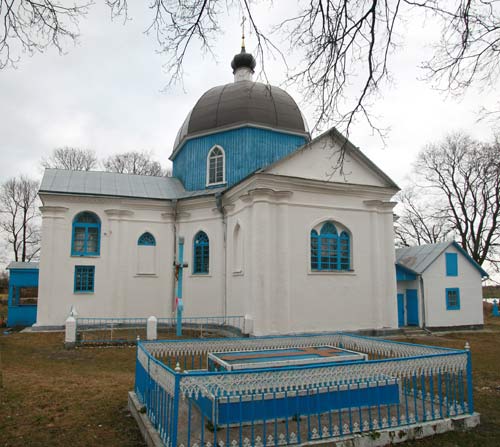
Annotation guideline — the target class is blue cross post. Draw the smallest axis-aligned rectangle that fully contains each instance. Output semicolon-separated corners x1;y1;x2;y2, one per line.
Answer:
493;299;499;317
175;237;188;337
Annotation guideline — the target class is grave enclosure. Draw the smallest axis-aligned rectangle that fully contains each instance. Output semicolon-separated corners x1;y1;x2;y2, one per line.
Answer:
130;332;479;447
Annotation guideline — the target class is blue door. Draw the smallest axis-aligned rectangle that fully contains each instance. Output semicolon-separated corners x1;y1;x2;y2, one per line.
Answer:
406;289;419;326
397;293;405;327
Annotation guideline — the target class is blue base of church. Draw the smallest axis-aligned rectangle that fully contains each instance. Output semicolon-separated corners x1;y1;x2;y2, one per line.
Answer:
192;380;400;425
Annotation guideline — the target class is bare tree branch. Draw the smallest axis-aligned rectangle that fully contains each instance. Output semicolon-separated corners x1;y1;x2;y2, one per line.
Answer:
0;175;40;263
397;131;500;268
41;147;98;171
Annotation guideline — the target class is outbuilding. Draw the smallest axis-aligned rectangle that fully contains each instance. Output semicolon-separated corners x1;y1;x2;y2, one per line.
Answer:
6;262;39;327
396;241;487;330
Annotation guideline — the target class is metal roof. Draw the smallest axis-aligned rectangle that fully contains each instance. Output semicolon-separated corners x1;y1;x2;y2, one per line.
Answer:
396;241;488;277
172;81;309;153
39;169;222;200
7;262;39;270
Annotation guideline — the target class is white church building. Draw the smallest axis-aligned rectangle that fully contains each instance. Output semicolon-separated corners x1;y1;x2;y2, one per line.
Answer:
34;46;401;336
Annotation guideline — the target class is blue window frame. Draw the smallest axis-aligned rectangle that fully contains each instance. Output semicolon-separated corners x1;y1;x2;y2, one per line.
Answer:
311;222;351;271
193;231;209;274
446;288;460;310
445;252;458;276
74;266;95;293
72;212;101;256
138;232;156;246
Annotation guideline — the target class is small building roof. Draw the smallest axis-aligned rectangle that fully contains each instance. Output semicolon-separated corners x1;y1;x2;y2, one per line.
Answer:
6;262;39;270
396;241;488;278
39;169;224;200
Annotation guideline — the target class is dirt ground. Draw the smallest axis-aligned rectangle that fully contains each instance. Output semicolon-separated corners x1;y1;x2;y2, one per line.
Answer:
0;308;499;446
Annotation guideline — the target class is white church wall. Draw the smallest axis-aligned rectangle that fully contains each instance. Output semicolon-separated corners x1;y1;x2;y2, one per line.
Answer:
36;195;175;326
224;179;399;336
423;245;484;328
177;197;226;318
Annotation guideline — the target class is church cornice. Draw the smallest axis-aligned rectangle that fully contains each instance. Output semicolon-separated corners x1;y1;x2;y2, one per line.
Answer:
223;172;397;203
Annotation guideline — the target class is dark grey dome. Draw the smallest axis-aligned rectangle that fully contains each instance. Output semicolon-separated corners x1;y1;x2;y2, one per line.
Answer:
173;81;309;150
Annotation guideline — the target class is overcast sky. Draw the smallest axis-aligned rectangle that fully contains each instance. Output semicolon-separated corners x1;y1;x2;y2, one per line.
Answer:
1;2;498;189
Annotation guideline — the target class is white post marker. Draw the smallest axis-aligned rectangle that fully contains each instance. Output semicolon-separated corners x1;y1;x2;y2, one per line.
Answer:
65;316;77;348
147;316;158;341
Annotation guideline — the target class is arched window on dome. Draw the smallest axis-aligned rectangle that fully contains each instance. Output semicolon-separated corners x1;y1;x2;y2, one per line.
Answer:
72;211;101;256
206;146;225;186
310;221;351;271
193;231;209;274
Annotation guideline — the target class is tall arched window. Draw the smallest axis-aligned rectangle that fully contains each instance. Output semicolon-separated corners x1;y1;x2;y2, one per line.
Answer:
193;231;209;274
310;221;351;271
138;232;156;246
137;232;156;274
72;212;101;256
207;146;225;186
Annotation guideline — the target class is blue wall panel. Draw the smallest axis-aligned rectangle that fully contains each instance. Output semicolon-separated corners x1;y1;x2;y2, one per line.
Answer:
445;253;458;276
172;127;307;190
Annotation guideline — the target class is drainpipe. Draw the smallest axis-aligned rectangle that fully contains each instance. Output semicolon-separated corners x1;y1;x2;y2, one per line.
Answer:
215;192;227;321
171;199;178;316
419;275;431;333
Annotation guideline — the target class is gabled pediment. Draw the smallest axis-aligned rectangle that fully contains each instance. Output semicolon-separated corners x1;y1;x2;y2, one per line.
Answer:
263;128;399;190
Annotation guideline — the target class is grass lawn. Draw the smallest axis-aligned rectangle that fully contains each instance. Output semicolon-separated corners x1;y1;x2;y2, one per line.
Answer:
0;310;499;447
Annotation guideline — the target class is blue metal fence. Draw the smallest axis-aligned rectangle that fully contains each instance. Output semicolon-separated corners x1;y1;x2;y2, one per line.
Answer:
134;333;474;447
75;316;245;345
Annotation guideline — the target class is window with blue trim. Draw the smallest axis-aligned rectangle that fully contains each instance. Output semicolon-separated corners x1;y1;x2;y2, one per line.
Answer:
138;232;156;246
72;212;101;256
445;252;458;276
311;221;351;271
74;266;95;293
207;146;225;185
193;231;209;274
446;288;460;310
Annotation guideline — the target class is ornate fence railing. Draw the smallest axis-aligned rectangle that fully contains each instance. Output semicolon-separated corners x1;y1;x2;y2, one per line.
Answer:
134;333;474;447
75;315;245;345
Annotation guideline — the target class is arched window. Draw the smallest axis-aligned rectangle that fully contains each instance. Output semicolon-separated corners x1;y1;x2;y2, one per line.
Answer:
137;232;156;274
207;146;225;185
193;231;209;274
138;232;156;246
310;221;351;271
72;212;101;256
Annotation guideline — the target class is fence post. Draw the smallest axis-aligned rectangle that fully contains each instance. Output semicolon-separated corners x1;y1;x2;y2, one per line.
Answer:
465;341;474;414
65;316;77;349
147;316;157;341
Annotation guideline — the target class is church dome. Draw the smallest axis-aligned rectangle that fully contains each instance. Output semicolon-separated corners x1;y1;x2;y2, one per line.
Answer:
172;51;309;151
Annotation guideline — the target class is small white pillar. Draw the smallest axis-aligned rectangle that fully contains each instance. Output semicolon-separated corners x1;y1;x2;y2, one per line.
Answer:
147;316;157;341
243;314;254;335
65;316;77;348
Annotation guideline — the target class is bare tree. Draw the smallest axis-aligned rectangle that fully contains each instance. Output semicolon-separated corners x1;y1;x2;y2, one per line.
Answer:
396;132;500;268
103;150;167;176
2;2;499;136
41;147;98;171
394;187;452;247
0;176;40;262
0;1;90;69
